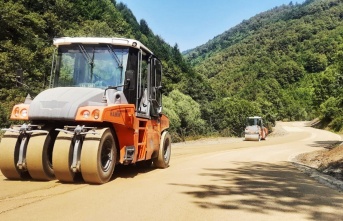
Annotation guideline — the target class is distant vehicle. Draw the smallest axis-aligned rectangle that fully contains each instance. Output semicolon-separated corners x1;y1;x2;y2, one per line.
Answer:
244;116;268;141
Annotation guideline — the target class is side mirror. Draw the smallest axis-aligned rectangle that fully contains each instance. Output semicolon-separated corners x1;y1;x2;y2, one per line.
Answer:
125;70;135;90
156;85;163;93
16;69;23;86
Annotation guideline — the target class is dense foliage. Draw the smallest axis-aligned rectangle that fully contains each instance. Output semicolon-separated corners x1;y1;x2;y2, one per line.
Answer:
185;0;343;134
1;0;343;142
0;0;209;141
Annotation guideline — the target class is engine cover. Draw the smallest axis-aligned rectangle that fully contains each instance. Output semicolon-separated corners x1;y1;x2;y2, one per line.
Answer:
28;87;104;121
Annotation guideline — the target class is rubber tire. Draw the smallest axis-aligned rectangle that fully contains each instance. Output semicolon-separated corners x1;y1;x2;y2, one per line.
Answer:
26;130;57;180
0;131;30;179
52;132;75;183
80;128;116;184
153;131;171;168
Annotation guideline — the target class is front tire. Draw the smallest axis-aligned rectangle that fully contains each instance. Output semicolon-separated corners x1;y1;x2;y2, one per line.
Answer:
53;132;76;183
153;131;171;168
0;130;30;179
80;128;116;184
26;130;57;180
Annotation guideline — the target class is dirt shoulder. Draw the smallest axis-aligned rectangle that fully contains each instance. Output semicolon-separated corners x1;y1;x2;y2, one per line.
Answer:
278;121;343;182
294;141;343;181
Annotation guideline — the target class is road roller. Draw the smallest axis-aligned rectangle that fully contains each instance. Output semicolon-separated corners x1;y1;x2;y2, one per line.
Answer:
244;116;268;141
0;37;171;184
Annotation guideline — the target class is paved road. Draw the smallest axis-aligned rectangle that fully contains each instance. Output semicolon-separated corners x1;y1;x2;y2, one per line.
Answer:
0;122;342;220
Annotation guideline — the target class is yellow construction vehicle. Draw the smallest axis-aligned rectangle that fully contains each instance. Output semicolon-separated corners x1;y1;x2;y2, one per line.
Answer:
0;37;171;184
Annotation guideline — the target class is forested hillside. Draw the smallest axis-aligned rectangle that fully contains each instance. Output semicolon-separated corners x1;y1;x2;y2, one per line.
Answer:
185;0;343;135
0;0;212;141
1;0;343;142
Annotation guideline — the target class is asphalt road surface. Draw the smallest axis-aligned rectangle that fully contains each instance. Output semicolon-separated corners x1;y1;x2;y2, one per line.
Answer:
0;122;342;221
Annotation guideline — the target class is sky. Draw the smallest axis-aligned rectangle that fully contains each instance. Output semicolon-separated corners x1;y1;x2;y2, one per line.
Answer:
118;0;306;52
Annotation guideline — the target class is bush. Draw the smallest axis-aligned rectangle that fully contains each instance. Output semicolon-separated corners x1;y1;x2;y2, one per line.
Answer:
319;97;340;121
163;90;206;139
329;116;343;132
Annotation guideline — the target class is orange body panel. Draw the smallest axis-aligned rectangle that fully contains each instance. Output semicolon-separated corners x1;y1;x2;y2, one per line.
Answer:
160;114;170;132
75;104;135;125
261;127;269;139
76;104;169;164
115;115;168;163
257;127;269;140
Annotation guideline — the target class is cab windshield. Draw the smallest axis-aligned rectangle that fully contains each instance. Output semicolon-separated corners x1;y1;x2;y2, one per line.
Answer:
53;44;129;90
247;118;261;126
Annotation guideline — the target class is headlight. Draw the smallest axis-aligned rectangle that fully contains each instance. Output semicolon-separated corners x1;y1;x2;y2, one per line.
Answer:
20;109;28;117
93;109;100;120
14;107;20;117
78;109;102;121
82;110;90;119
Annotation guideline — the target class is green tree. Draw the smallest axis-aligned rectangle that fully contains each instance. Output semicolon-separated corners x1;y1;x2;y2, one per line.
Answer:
210;98;262;136
163;90;205;140
303;52;328;73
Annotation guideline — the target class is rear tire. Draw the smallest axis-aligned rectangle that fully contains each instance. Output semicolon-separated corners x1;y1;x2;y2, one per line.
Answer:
81;128;116;184
153;131;171;168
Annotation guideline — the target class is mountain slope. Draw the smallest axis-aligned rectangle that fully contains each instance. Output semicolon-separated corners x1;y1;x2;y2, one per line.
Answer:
185;0;343;133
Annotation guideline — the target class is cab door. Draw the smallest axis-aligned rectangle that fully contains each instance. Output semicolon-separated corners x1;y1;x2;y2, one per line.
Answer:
149;58;163;156
149;58;162;117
